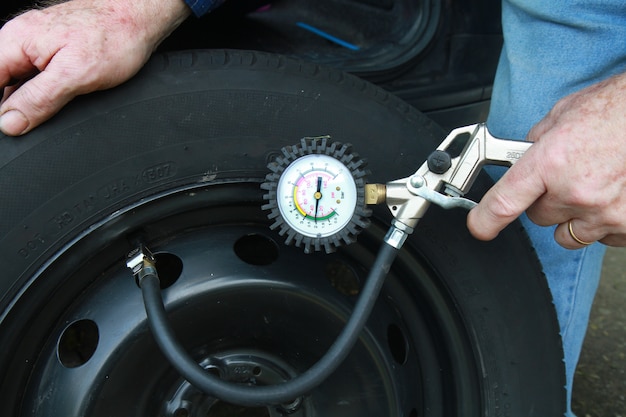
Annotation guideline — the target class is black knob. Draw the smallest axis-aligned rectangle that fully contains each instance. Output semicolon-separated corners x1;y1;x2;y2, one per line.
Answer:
427;150;452;174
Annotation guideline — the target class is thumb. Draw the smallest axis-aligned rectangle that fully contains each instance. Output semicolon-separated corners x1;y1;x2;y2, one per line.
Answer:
0;69;75;136
467;156;546;240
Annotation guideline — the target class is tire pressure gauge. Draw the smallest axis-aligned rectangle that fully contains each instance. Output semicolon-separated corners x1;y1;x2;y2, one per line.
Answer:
262;136;371;253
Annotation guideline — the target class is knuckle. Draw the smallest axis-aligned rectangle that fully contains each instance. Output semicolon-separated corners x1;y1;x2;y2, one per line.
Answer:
486;188;522;220
565;184;612;211
23;84;59;114
10;79;67;122
601;208;625;231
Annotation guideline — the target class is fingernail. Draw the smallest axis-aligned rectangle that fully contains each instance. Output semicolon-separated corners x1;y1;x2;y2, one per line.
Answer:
0;110;29;136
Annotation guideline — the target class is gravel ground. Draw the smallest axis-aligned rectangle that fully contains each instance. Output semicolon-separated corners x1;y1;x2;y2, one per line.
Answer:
572;246;626;417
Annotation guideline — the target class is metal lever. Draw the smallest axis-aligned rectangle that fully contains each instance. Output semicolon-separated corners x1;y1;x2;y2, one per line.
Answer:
441;123;532;196
408;175;477;210
366;122;532;244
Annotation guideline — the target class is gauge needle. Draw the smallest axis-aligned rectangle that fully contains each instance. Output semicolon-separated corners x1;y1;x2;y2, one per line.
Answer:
314;176;322;222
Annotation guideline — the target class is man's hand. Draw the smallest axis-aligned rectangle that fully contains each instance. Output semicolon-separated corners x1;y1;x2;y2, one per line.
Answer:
0;0;190;136
467;72;626;249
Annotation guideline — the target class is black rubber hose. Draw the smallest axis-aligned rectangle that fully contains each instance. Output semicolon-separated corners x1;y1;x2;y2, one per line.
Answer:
140;241;399;406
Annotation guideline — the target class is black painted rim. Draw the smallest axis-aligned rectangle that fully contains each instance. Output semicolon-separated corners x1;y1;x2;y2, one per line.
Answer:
1;180;479;416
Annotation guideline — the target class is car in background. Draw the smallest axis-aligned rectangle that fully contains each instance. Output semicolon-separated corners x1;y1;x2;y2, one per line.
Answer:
159;0;503;130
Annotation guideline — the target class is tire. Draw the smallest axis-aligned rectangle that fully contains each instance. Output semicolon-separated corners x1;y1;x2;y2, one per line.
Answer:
0;49;564;416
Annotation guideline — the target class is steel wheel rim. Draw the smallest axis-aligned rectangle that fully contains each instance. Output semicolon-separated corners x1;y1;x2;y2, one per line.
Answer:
1;181;480;416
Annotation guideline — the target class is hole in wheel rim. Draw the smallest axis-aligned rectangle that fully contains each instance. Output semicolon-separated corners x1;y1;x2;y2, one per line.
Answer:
57;319;99;368
155;252;184;289
234;234;279;266
387;323;409;365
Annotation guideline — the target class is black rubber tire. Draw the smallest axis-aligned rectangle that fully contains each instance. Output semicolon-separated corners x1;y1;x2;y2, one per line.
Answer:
0;49;564;415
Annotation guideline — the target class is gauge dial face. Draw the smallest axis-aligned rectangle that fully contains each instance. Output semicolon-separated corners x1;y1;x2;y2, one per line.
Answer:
276;154;358;238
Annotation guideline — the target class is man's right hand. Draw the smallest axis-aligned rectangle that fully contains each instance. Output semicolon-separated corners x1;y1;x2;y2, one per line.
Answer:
467;72;626;249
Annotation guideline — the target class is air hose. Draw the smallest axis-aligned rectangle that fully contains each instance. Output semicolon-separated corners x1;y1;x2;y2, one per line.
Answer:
137;240;399;407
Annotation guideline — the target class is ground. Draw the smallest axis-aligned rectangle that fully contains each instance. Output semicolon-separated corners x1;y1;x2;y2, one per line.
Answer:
572;246;626;416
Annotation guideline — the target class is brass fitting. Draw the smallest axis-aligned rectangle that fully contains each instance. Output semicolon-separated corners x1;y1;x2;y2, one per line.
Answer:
365;183;386;205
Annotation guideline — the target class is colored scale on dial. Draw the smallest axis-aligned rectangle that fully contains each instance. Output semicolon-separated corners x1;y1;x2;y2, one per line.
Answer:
293;172;338;221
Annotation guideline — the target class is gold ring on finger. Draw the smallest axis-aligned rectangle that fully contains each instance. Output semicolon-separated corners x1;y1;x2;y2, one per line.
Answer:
568;220;594;246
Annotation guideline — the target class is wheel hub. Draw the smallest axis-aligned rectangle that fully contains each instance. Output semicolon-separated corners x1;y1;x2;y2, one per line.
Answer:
163;351;302;417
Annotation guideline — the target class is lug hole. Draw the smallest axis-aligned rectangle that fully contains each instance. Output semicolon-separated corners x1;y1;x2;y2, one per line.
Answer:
57;319;99;368
154;252;183;289
234;234;279;266
387;323;409;365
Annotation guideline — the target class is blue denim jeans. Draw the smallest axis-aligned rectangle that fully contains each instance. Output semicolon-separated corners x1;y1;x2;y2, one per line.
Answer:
521;214;605;416
488;1;626;414
485;167;605;416
489;1;626;141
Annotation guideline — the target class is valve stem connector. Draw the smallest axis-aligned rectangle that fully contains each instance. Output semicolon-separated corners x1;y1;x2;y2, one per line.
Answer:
126;244;159;286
